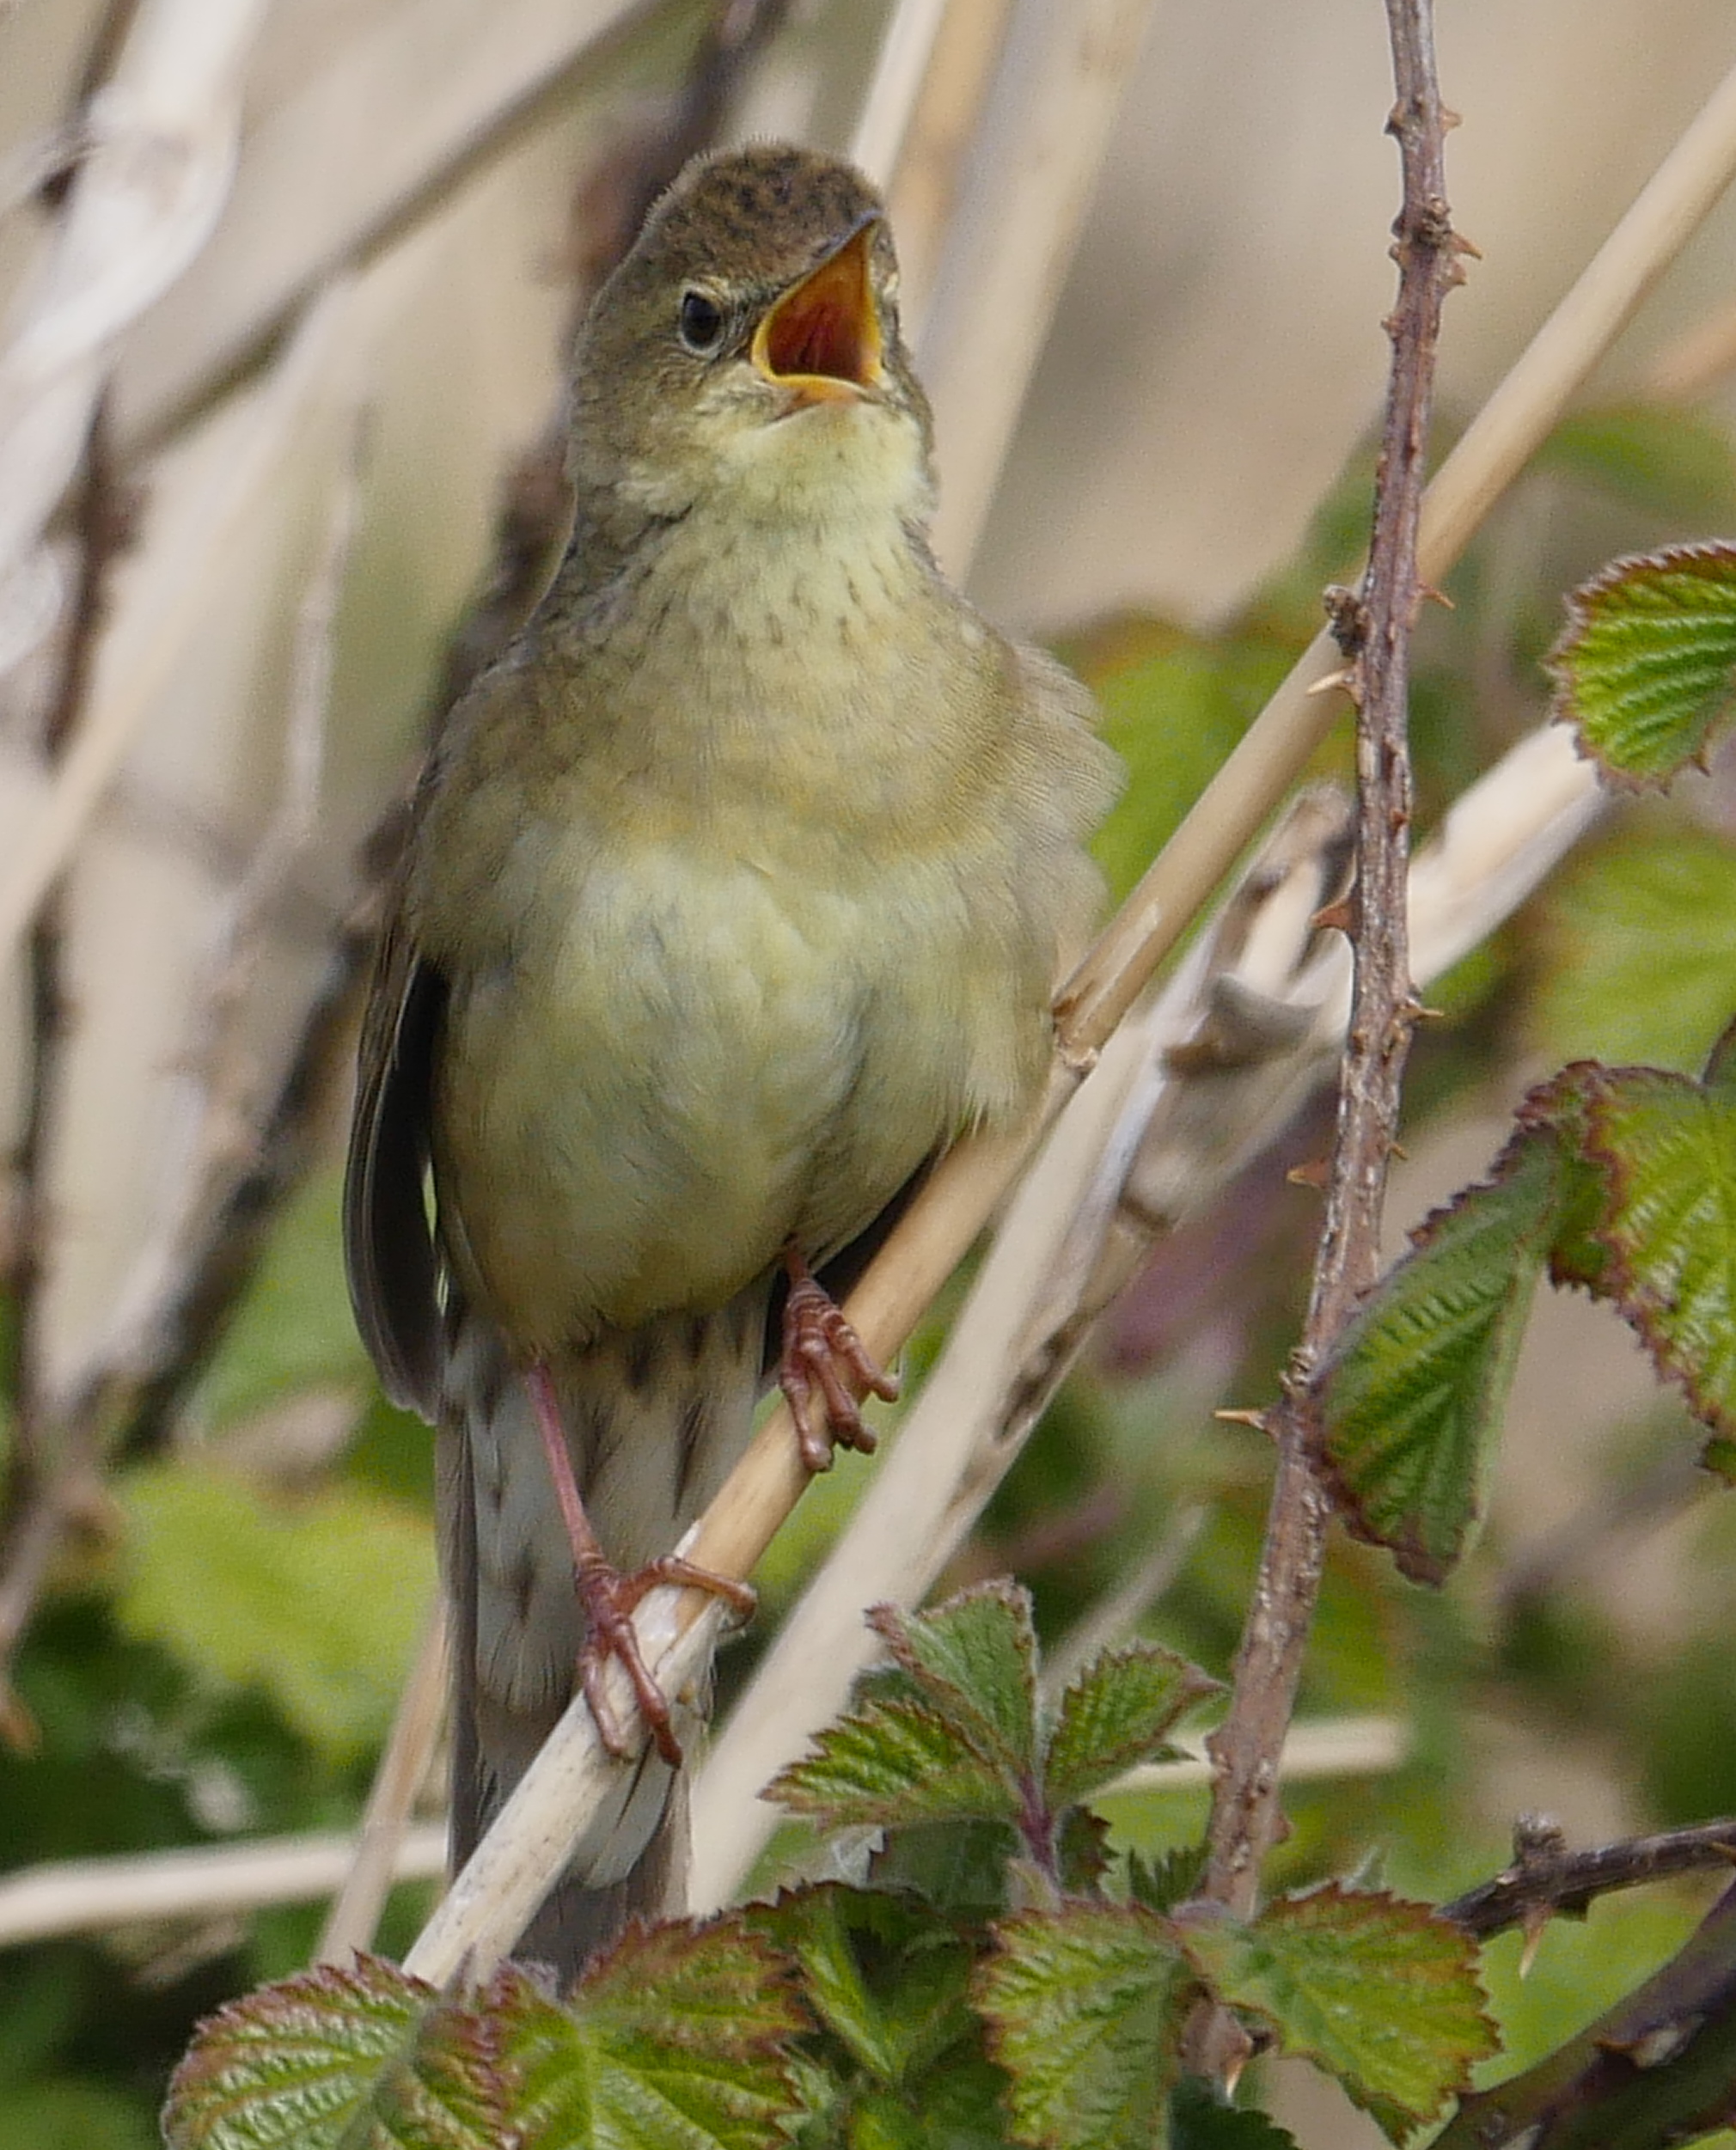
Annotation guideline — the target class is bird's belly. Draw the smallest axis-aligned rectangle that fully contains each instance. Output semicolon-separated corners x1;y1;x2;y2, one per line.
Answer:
435;838;1036;1353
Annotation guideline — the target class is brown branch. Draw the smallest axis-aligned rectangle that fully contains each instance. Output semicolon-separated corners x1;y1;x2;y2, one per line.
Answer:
1192;0;1464;1951
1435;1876;1736;2150
1444;1814;1736;1943
0;400;132;1718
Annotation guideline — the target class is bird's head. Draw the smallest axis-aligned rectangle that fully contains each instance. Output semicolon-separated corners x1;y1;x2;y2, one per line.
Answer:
567;144;935;539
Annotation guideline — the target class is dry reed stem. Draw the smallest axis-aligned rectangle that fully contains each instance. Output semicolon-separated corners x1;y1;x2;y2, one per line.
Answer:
0;284;357;976
0;1823;449;1950
880;0;1018;325
317;1603;449;1964
848;0;951;188
919;0;1155;572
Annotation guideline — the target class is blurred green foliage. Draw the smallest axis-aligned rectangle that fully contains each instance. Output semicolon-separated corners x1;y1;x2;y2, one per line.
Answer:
3;394;1735;2145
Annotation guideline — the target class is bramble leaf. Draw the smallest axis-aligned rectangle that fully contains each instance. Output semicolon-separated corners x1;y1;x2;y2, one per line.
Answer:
1533;826;1736;1075
870;1584;1040;1774
1313;1127;1565;1583
1548;541;1736;786
748;1885;975;2088
1573;1058;1736;1443
1128;1846;1209;1918
1176;1885;1496;2129
976;1904;1190;2150
1043;1643;1219;1811
771;1586;1045;1832
161;1954;496;2149
768;1677;1021;1830
513;1922;804;2148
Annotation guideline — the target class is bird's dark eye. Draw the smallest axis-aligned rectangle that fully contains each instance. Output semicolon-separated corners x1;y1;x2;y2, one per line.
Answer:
677;289;727;356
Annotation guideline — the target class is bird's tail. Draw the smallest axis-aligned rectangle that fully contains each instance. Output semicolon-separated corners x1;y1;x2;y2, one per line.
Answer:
438;1279;769;1982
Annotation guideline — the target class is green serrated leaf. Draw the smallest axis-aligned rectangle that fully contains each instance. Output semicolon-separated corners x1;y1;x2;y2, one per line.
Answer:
161;1954;498;2150
515;1923;804;2147
1548;542;1736;787
869;1585;1040;1775
976;1904;1189;2150
1043;1643;1219;1811
1168;2076;1300;2147
1578;1065;1736;1440
1177;1885;1496;2128
746;1885;974;2091
769;1683;1022;1832
1533;825;1736;1074
1128;1845;1209;1918
117;1464;434;1762
1314;1127;1565;1583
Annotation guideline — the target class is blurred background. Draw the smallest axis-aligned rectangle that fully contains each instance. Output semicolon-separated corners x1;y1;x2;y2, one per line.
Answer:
2;0;1736;2142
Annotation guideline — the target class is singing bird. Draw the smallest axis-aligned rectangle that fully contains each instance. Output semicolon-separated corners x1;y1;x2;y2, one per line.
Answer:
344;144;1118;1977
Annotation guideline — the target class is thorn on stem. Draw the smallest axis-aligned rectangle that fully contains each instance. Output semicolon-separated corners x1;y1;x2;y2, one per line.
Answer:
1213;1408;1271;1433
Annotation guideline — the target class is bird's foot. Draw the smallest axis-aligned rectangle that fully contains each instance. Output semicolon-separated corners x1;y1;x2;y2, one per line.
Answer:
523;1361;755;1768
779;1249;900;1474
573;1553;757;1767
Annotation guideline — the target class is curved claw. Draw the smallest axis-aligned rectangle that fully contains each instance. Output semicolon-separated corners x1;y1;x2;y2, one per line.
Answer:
779;1257;900;1474
574;1554;758;1767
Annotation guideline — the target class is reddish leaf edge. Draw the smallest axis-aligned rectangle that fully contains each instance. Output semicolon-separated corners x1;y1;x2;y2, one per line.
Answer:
1546;538;1736;792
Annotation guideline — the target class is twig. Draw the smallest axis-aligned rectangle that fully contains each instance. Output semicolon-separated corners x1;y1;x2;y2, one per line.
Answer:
1444;1814;1736;1943
116;0;663;455
1103;1714;1409;1801
0;1713;1406;1952
92;397;369;1450
1435;1877;1736;2150
111;907;376;1460
1194;0;1460;1935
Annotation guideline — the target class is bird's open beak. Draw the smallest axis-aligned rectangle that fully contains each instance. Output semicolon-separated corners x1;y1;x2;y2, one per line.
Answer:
751;217;885;405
